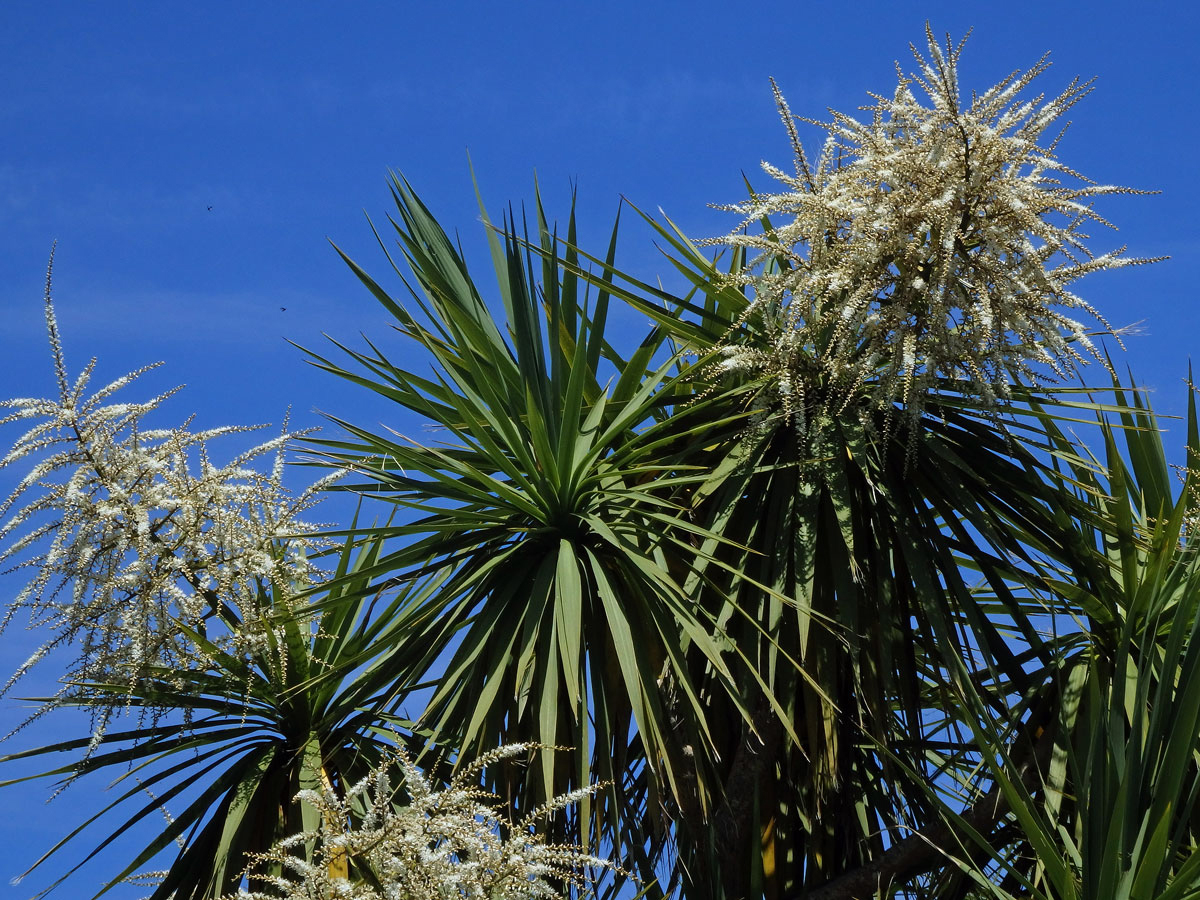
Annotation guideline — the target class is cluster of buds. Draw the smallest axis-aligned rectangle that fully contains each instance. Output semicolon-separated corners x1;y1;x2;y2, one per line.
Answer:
230;744;617;900
0;254;336;716
714;26;1159;430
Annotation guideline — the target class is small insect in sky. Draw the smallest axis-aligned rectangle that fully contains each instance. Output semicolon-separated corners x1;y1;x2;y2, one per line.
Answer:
206;206;212;211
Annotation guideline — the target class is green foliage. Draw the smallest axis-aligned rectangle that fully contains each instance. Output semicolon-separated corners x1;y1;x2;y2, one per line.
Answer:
580;206;1098;897
914;386;1200;900
302;176;760;889
3;30;1196;900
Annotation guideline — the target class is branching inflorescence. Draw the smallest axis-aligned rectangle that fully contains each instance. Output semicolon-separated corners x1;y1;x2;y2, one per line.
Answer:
0;251;337;722
229;744;619;900
713;25;1162;431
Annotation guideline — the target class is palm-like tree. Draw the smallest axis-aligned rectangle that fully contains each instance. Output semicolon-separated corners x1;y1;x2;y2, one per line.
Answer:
307;174;1115;900
304;178;766;890
4;29;1191;900
586;214;1104;899
303;30;1167;900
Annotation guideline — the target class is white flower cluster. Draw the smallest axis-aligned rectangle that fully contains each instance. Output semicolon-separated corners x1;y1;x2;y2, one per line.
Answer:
231;744;617;900
716;26;1160;426
0;257;335;704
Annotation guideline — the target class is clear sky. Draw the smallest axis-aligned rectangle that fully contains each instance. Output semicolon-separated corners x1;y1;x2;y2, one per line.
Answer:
1;3;1197;896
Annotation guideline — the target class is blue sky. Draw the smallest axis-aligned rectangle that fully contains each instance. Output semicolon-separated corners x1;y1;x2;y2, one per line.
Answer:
1;2;1197;896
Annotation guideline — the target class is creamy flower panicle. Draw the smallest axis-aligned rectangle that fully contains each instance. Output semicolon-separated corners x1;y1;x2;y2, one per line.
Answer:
0;255;336;713
230;744;617;900
715;26;1160;427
